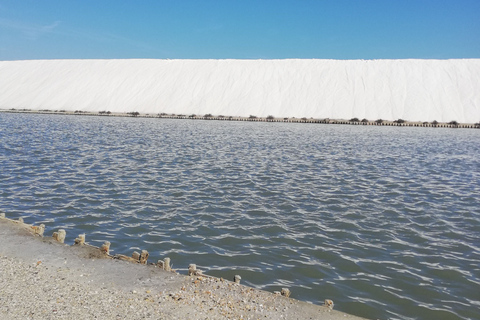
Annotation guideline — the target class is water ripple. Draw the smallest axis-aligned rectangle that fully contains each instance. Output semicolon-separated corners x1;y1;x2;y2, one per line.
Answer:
1;112;479;320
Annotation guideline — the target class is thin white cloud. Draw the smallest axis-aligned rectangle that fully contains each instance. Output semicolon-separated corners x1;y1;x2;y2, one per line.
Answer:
0;18;61;39
0;18;167;57
40;21;61;32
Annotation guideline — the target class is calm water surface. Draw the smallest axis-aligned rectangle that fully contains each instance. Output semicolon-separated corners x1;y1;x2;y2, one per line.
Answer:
1;112;479;320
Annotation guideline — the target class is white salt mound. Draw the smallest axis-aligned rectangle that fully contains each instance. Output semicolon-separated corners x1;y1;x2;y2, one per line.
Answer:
0;59;479;123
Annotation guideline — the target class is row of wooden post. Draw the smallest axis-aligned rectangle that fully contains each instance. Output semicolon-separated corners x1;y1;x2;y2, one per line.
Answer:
0;213;333;307
43;224;258;289
45;226;177;274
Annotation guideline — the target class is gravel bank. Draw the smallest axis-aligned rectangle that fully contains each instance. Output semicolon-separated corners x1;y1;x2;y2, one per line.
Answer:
0;218;367;319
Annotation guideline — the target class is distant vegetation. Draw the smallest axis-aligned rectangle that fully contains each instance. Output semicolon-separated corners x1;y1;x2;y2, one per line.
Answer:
350;117;359;122
361;118;368;123
128;111;140;117
267;115;274;120
394;119;406;124
249;115;257;119
375;119;383;124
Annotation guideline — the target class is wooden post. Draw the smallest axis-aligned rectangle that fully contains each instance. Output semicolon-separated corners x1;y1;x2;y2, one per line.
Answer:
157;260;164;269
188;264;197;276
37;224;45;236
58;229;66;243
101;241;110;255
281;288;291;298
53;229;66;243
234;275;241;284
324;299;334;310
32;224;45;236
164;257;171;271
74;234;85;245
132;251;140;261
139;250;149;264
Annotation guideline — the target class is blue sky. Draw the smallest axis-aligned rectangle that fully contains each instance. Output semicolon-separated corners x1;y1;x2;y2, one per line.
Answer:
0;0;479;60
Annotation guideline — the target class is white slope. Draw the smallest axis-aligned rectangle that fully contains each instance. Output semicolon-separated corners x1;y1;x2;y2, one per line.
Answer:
0;59;479;123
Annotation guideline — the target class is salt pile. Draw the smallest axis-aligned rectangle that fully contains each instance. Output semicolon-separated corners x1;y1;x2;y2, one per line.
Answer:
0;59;479;123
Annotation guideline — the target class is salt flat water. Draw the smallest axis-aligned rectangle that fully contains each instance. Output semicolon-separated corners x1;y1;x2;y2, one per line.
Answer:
1;112;479;320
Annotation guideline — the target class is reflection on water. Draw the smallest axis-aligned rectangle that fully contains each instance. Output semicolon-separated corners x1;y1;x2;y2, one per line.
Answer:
1;112;479;320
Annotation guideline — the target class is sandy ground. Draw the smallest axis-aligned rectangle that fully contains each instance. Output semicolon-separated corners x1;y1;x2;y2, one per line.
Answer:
0;217;368;319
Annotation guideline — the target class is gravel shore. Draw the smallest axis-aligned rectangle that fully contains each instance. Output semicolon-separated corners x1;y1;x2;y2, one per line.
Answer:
0;218;367;319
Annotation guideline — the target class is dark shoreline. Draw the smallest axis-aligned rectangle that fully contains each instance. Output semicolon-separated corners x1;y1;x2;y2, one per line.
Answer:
2;108;479;129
